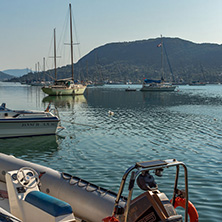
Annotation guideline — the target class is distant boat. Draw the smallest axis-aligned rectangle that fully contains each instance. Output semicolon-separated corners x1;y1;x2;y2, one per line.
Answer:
140;36;176;92
126;80;132;85
189;81;206;86
0;103;60;139
42;4;86;96
30;81;46;86
140;78;176;91
189;64;207;86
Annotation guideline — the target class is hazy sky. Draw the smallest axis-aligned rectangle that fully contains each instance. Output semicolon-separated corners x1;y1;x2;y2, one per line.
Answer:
1;0;222;72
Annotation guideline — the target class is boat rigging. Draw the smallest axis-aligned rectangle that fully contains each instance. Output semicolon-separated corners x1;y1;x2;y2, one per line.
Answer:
42;3;86;96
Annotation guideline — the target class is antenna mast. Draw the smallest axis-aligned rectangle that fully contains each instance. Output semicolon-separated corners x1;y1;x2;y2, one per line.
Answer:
69;3;74;81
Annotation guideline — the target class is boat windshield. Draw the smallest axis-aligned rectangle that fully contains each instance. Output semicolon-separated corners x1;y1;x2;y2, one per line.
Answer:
0;103;10;111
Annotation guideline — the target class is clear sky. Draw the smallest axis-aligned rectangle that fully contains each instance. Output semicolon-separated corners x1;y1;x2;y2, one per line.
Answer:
1;0;222;72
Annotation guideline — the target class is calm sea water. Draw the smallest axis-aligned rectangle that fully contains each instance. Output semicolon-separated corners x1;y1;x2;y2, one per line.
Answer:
0;82;222;221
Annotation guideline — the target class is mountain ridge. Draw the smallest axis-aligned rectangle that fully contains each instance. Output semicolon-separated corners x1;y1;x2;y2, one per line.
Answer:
2;69;32;77
0;71;14;81
7;37;222;84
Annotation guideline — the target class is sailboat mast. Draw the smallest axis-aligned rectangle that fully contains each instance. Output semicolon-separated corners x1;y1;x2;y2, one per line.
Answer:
54;28;57;81
161;35;164;79
43;57;45;81
69;3;74;82
43;57;45;72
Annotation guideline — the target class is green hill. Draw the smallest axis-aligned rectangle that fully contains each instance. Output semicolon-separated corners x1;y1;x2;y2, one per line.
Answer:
9;37;222;84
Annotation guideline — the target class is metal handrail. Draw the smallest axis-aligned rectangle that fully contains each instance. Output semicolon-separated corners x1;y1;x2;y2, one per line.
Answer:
113;159;189;222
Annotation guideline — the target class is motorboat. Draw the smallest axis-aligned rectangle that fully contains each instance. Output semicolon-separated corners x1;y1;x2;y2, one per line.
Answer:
0;153;198;222
0;103;60;139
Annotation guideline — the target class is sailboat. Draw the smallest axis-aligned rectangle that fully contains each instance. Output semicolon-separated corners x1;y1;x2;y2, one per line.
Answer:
140;36;176;92
42;4;86;96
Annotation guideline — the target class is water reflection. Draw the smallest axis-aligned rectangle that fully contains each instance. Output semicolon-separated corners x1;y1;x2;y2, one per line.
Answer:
42;95;88;139
0;135;60;159
1;84;222;221
86;87;180;109
42;95;87;109
141;91;180;106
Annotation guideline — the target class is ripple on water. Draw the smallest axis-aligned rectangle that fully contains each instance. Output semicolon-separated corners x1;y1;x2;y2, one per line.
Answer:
1;84;222;221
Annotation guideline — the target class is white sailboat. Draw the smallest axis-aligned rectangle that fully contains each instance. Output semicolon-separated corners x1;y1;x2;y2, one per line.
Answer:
140;78;176;91
140;36;176;92
42;4;86;96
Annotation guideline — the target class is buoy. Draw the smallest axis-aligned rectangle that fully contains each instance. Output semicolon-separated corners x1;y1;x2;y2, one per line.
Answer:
171;197;199;222
108;110;114;116
102;216;119;222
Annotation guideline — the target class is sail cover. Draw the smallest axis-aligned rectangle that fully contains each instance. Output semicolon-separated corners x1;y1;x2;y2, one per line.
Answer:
144;79;161;83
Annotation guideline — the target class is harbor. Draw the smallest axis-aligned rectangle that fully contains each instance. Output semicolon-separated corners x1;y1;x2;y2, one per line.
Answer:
0;82;222;221
2;0;222;220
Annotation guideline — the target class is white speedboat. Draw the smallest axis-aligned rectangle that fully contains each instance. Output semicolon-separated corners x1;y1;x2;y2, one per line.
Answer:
0;103;60;139
0;153;198;222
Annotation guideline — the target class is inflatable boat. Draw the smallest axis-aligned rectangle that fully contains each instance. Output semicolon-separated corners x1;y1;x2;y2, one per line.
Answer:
0;153;198;222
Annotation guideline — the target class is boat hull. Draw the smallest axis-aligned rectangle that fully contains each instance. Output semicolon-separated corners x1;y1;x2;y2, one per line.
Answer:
0;118;59;139
42;85;86;96
140;85;176;91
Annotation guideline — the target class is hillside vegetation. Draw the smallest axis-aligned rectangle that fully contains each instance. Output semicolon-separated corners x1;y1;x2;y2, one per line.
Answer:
8;37;222;84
